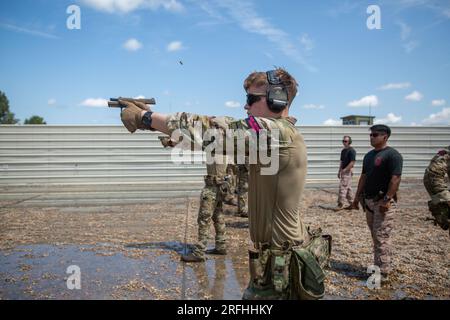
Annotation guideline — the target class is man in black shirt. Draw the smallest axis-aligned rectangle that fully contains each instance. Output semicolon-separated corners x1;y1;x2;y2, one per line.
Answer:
335;136;356;211
350;124;403;284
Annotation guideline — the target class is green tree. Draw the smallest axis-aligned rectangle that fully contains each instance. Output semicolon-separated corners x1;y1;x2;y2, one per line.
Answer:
24;115;47;125
0;90;19;124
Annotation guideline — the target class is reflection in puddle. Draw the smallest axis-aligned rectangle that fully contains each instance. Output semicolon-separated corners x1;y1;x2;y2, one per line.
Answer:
1;244;413;300
0;244;247;300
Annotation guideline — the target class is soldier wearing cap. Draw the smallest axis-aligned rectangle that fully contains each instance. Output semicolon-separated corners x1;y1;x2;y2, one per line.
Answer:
350;124;403;284
423;146;450;234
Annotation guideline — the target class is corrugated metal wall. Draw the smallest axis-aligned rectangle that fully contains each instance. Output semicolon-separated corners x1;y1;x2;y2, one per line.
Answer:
1;125;449;187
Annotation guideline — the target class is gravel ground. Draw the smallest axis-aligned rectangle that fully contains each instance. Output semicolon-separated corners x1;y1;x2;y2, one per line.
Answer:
0;182;449;300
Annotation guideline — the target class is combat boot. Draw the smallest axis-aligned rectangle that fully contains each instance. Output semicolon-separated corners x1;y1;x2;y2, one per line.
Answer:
224;196;238;206
380;272;390;285
239;210;249;218
180;253;205;262
206;248;227;255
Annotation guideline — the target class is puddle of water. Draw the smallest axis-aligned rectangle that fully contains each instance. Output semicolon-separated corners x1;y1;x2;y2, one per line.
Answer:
0;243;248;300
3;244;424;300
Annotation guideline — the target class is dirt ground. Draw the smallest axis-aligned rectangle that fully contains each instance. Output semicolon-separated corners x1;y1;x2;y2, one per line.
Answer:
0;181;449;300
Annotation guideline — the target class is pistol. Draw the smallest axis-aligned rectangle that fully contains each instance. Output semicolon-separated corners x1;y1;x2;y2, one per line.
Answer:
108;97;156;108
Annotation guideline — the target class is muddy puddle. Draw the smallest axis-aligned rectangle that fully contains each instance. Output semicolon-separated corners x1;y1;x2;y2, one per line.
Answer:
0;243;246;300
2;243;438;300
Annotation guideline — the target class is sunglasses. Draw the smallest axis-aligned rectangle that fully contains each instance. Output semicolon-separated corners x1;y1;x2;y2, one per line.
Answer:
370;132;384;137
246;93;265;106
342;140;349;143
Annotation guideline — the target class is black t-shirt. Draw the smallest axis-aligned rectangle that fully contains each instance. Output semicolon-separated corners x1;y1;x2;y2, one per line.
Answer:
340;147;356;169
362;146;403;197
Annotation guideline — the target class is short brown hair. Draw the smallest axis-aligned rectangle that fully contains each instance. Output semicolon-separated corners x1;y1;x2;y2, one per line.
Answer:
243;68;298;107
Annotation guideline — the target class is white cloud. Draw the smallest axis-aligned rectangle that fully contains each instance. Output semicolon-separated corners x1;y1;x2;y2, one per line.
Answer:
197;0;317;72
123;38;142;51
403;40;419;53
397;21;411;41
326;1;360;18
81;0;184;14
323;118;341;126
422;107;450;125
300;33;314;52
348;95;378;107
405;90;423;101
0;23;59;39
225;101;241;108
80;98;108;107
378;82;411;90
162;90;170;96
431;99;446;106
48;99;56;106
302;104;324;110
444;8;450;18
374;113;402;125
167;41;184;52
396;21;419;53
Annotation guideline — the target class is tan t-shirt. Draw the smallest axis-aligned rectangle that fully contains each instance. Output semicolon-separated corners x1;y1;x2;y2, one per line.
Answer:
166;113;308;249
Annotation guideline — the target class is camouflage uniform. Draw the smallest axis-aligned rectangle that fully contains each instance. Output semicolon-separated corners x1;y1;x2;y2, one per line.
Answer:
165;113;329;299
192;157;229;259
223;163;238;206
236;164;249;217
159;136;229;260
423;147;450;231
364;198;396;274
338;170;353;207
223;162;249;217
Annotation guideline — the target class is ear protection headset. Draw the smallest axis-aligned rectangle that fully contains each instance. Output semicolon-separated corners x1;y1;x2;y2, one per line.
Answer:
266;70;289;113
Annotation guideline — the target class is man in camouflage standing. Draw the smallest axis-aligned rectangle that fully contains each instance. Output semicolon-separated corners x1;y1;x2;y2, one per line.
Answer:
423;146;450;235
350;124;403;284
159;137;229;262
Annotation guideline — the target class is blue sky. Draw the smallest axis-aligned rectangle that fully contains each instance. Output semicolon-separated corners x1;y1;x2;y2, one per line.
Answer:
0;0;449;125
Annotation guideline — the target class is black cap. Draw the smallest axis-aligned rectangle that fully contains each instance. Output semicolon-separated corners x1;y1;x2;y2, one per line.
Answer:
370;124;391;138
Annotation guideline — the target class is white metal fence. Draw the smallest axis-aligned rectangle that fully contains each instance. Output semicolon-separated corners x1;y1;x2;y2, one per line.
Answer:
1;125;449;187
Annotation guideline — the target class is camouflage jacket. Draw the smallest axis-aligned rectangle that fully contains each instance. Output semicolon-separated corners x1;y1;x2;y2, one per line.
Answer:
425;147;450;179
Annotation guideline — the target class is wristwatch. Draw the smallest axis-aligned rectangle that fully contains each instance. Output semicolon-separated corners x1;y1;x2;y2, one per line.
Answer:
142;111;154;130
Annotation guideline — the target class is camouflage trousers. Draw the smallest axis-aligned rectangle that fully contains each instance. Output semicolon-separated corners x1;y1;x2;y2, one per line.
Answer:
338;171;353;206
364;198;396;274
193;184;226;257
236;165;249;215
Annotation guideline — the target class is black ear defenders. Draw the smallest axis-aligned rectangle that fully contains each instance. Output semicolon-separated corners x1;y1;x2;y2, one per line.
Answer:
266;70;289;113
